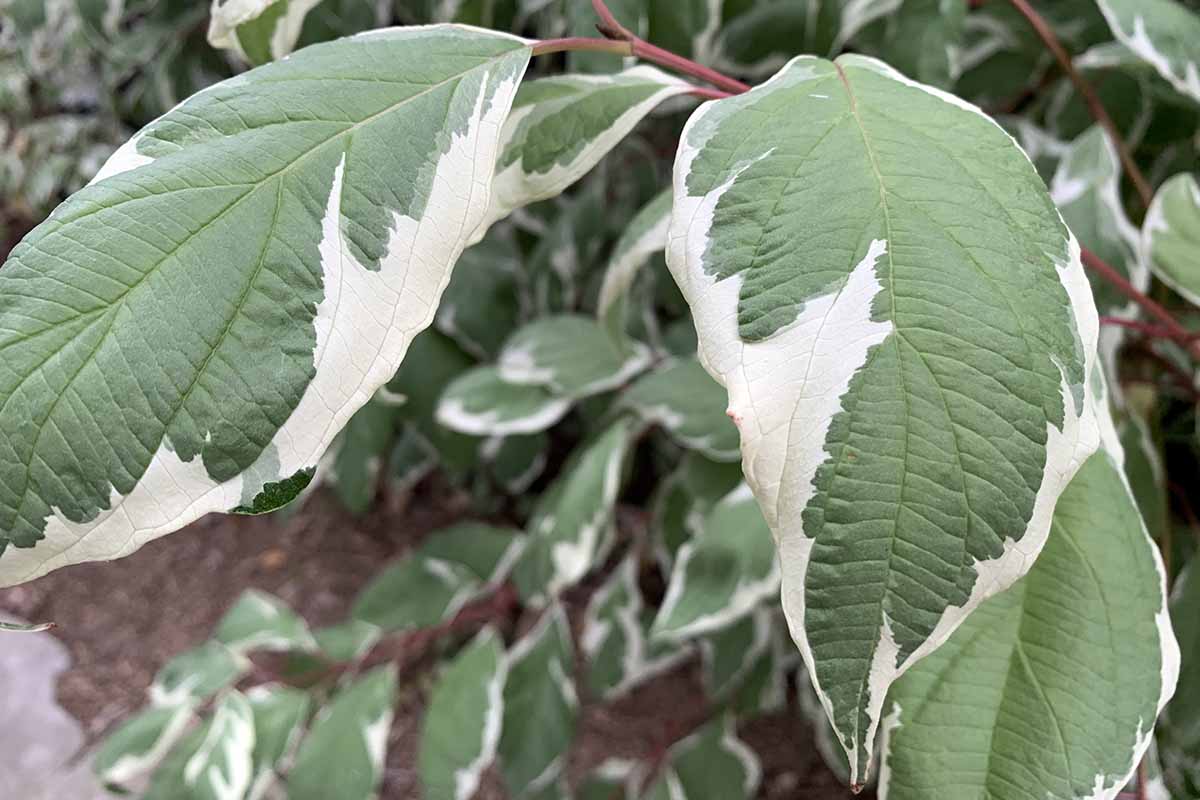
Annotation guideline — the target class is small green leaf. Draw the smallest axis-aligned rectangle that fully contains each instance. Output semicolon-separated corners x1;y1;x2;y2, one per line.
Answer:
329;395;400;515
184;690;255;800
419;628;507;800
499;315;652;399
215;589;317;654
246;685;311;800
1143;173;1200;307
498;606;578;796
622;358;739;462
438;366;572;437
598;188;672;341
1096;0;1200;104
151;641;248;707
288;665;398;800
94;703;197;787
208;0;325;65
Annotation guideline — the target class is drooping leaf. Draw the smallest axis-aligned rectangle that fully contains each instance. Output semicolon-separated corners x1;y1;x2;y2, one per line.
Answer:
498;605;578;796
879;445;1178;799
419;627;507;800
499;314;653;398
183;690;256;800
621;358;740;462
1096;0;1200;105
288;665;397;800
352;521;522;631
329;394;400;515
512;417;634;600
245;685;311;800
215;589;317;654
642;717;761;800
697;609;772;700
598;188;672;340
667;54;1102;784
0;618;55;632
207;0;324;65
482;66;690;229
654;484;777;640
437;365;572;436
436;224;525;359
94;703;197;787
0;26;532;587
1142;173;1200;307
151;641;249;707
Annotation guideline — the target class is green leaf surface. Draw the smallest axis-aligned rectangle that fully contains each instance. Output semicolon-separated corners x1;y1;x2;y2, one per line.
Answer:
215;589;317;653
498;606;578;797
352;521;521;630
0;25;530;587
1142;173;1200;307
643;717;761;800
245;685;311;800
208;0;324;65
622;358;739;462
329;394;400;515
512;417;633;600
1096;0;1200;104
94;702;197;787
151;640;248;706
880;448;1178;800
667;54;1103;784
287;665;398;800
419;628;507;800
597;188;672;341
499;314;652;398
184;690;256;800
654;484;777;640
437;365;572;436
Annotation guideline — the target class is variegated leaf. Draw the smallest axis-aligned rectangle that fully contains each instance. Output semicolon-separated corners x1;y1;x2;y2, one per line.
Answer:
94;702;197;787
654;484;777;640
621;358;740;462
697;609;772;700
245;685;311;800
352;521;522;631
667;54;1102;784
0;25;530;587
879;443;1179;800
512;417;633;600
207;0;323;65
420;627;507;800
481;66;691;230
1142;173;1200;307
498;605;578;797
1096;0;1200;105
598;188;672;340
184;690;256;800
639;717;761;800
215;589;317;654
151;641;249;707
499;315;653;398
288;665;397;800
437;365;572;436
328;394;400;515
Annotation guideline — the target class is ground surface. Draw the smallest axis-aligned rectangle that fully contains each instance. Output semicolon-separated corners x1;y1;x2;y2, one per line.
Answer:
0;487;863;799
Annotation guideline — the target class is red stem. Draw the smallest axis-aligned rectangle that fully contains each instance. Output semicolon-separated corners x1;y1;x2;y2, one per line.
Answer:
1099;315;1199;343
1082;249;1200;358
1007;0;1153;208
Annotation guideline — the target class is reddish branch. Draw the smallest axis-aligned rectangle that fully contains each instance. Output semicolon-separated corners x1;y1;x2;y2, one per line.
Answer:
1006;0;1154;208
1083;249;1200;359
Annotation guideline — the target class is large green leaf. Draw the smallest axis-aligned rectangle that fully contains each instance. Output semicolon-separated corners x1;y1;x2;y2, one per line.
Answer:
1096;0;1200;105
0;26;531;586
1142;173;1200;307
879;445;1178;799
419;628;507;800
667;55;1102;784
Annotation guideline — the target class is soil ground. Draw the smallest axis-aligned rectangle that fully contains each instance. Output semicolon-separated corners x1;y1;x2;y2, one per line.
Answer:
0;485;865;800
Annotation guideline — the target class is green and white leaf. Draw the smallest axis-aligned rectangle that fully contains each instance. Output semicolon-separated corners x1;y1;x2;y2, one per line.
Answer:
288;665;397;800
598;188;671;339
879;444;1179;800
650;453;744;569
215;589;317;654
697;609;772;700
207;0;323;65
0;25;531;587
435;224;524;359
498;605;578;796
499;315;652;398
352;521;522;630
245;685;311;800
328;394;399;515
621;358;739;462
654;484;777;640
94;702;197;787
183;690;256;800
1096;0;1200;104
855;0;967;89
420;627;507;800
642;717;761;800
151;641;249;707
313;619;382;662
512;417;633;600
1142;172;1200;307
485;431;550;494
481;66;690;230
437;365;572;436
582;556;692;699
667;55;1102;784
0;618;55;632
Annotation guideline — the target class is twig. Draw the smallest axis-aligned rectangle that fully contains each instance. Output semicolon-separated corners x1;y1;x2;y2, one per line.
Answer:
1082;248;1200;359
1007;0;1153;208
1100;315;1200;343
